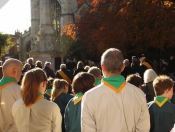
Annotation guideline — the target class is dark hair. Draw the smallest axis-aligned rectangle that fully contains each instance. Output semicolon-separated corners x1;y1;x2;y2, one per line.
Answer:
126;74;142;87
21;68;47;106
72;72;95;94
153;75;174;96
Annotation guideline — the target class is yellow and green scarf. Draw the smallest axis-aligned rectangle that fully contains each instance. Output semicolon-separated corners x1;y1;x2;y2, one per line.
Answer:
0;77;17;90
102;75;126;93
45;89;52;97
154;96;170;107
73;92;83;105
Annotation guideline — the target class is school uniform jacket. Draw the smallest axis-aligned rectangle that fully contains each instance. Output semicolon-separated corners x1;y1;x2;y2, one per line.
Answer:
12;98;62;132
148;100;175;132
0;83;21;132
65;98;82;132
81;83;150;132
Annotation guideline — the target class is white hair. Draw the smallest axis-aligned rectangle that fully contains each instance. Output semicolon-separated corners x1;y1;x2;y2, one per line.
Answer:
60;64;66;69
144;69;157;83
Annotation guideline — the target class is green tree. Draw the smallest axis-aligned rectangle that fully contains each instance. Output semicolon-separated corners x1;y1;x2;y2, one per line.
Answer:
0;33;14;57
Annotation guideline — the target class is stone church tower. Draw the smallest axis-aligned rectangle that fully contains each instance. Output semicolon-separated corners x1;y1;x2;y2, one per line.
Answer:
18;0;78;70
18;0;79;70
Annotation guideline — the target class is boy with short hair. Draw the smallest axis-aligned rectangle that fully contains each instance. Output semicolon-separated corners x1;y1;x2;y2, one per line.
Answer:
148;75;175;132
126;74;142;88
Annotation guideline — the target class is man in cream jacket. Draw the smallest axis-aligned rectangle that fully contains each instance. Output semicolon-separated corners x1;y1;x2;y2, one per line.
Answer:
81;48;150;132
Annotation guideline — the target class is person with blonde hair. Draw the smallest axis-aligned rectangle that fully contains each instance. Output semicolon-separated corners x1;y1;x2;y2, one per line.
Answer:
51;79;73;132
12;68;62;132
88;66;102;86
0;58;22;132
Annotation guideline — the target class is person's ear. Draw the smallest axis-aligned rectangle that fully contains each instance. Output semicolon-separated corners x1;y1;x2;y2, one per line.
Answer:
12;68;16;75
165;89;169;94
101;65;105;72
121;63;125;72
43;81;47;87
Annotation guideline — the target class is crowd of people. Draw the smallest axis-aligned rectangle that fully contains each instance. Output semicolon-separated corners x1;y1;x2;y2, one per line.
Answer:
0;48;175;132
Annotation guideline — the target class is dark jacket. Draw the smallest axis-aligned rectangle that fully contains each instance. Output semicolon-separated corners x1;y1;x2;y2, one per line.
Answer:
43;67;55;78
55;68;73;82
142;82;155;102
121;66;135;79
148;101;175;132
73;68;87;77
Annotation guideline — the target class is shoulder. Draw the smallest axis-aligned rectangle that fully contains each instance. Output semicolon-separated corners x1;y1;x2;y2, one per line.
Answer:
39;99;60;110
147;101;155;107
12;99;23;110
5;83;21;92
66;98;74;107
124;82;145;96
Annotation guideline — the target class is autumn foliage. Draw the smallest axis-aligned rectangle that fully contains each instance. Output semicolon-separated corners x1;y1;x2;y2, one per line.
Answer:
62;0;175;59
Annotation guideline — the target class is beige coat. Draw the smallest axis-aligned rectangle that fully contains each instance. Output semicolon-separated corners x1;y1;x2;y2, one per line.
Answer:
0;84;21;132
81;82;150;132
12;98;62;132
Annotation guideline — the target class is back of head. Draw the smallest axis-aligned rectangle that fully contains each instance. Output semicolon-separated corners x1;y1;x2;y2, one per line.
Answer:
60;64;66;69
101;48;124;73
3;58;22;81
144;69;157;83
46;77;54;89
123;59;130;66
77;61;84;69
27;57;33;64
35;60;42;67
72;72;95;94
51;79;69;101
21;68;47;106
84;65;90;71
132;57;139;65
126;74;142;87
44;61;51;68
88;66;101;78
153;75;173;96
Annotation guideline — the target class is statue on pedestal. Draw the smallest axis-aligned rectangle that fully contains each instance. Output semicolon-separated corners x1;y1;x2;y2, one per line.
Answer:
46;37;54;52
31;37;40;52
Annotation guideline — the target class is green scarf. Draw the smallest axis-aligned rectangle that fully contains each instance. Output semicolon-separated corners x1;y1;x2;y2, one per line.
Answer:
102;75;126;93
45;89;52;96
0;77;17;90
154;96;170;107
73;92;83;105
94;78;101;86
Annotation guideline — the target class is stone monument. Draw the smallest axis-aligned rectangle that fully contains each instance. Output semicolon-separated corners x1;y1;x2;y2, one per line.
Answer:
18;0;90;70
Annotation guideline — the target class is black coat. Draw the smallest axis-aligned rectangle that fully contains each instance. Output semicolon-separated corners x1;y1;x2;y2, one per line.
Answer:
43;67;55;78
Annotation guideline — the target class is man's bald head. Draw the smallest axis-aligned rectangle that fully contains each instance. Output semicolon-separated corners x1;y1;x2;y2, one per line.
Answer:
2;58;22;82
3;59;22;71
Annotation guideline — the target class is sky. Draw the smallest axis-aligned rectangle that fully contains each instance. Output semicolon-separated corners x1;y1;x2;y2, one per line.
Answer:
0;0;31;34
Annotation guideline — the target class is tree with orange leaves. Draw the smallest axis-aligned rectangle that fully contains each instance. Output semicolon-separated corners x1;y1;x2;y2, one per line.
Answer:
62;0;175;60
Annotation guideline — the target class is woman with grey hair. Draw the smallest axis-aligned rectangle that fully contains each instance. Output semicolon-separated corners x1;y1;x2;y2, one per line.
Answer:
142;69;158;102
